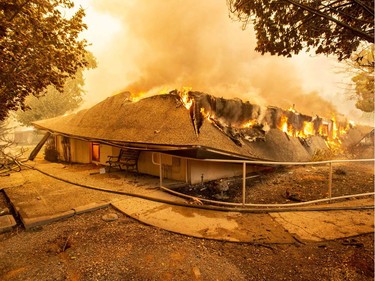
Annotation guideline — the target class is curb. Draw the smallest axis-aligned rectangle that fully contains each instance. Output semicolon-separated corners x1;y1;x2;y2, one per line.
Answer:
0;214;17;233
73;201;111;215
20;209;75;230
18;201;111;230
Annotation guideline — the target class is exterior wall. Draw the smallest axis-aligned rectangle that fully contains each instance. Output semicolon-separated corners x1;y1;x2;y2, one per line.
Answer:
138;152;258;184
52;138;257;184
53;137;115;164
70;139;91;163
137;152;160;177
162;154;187;182
138;151;187;182
188;160;244;184
54;136;91;163
97;144;114;165
55;135;63;160
55;135;69;162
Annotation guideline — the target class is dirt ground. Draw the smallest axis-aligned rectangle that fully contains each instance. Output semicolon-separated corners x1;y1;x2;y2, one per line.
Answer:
0;150;374;280
0;204;373;281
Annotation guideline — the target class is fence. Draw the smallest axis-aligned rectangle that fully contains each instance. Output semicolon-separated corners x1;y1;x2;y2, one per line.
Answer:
155;153;374;208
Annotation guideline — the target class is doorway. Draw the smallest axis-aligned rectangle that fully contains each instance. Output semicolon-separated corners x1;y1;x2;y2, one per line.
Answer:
92;143;100;162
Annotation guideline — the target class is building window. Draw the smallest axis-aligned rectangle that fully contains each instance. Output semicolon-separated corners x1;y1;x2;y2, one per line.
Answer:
92;143;100;162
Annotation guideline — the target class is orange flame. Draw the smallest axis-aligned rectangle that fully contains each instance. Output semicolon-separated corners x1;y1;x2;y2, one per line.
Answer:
288;105;296;113
179;87;193;110
278;115;289;133
178;98;351;145
318;123;328;136
278;116;317;138
200;107;216;122
242;119;257;128
326;117;343;150
331;115;338;140
130;91;145;102
302;121;314;137
200;107;209;118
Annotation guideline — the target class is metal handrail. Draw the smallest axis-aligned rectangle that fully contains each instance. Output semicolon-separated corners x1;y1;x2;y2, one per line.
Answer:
153;152;374;207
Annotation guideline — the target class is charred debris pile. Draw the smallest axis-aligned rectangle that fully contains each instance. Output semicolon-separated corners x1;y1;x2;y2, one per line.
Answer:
172;89;350;147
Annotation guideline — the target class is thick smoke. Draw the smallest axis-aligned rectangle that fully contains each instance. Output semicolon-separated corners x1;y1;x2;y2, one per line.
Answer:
87;0;340;118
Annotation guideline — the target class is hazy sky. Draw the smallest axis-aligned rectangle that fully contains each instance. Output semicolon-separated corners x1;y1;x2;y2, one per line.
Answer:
73;0;366;122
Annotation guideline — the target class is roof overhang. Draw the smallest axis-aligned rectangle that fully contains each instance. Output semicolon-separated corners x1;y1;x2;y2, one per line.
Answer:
34;127;255;161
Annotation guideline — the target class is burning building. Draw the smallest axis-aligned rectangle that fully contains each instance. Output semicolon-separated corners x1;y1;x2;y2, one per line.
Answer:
31;90;355;184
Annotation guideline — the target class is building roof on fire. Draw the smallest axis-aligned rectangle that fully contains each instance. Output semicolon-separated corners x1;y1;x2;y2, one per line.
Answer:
32;91;333;162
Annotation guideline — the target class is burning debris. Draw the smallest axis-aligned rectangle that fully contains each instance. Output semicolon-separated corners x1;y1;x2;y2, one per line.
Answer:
175;89;351;148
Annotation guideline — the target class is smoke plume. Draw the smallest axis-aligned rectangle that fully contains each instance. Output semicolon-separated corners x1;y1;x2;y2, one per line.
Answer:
86;0;339;118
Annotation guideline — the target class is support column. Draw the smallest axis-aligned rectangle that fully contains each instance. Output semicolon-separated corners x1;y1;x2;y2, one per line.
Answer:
242;162;246;206
28;132;51;160
159;153;163;187
328;161;333;202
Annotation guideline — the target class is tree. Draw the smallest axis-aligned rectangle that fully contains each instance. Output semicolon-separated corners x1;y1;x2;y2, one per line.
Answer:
0;0;89;122
352;71;374;112
15;52;97;126
348;45;374;112
15;71;84;126
227;0;374;60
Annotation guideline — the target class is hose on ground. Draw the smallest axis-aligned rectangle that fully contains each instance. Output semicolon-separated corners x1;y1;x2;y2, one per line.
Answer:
19;161;374;214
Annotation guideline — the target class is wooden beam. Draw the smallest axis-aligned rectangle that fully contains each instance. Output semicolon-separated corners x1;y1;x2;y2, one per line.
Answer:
28;132;51;160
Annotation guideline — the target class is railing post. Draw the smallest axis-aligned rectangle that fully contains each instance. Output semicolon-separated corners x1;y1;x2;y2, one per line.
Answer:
242;162;246;206
328;161;332;202
159;153;163;187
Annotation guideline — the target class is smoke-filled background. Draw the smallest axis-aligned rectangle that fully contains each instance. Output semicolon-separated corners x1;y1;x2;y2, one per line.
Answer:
75;0;367;122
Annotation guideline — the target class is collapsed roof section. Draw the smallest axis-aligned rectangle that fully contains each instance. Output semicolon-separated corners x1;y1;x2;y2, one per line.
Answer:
32;90;354;162
180;90;348;145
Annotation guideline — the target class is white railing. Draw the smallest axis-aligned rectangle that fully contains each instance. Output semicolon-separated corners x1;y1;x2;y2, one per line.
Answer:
154;152;374;208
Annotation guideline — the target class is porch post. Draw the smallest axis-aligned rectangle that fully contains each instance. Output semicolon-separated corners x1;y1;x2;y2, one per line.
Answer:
185;159;188;183
328;161;333;202
159;153;163;187
242;162;246;206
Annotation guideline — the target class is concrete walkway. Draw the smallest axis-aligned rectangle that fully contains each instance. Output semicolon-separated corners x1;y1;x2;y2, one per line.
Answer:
1;161;374;243
112;197;374;243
